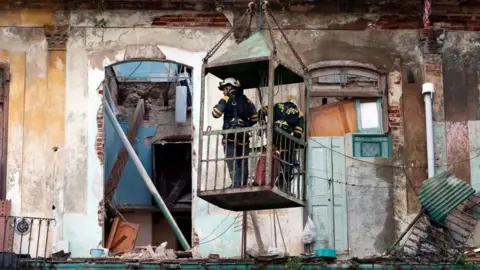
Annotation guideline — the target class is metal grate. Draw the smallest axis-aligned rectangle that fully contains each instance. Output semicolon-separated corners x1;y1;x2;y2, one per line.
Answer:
390;194;480;263
353;134;390;158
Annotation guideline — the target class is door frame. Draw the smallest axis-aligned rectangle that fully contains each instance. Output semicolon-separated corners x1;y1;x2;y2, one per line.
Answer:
306;136;349;253
0;63;9;200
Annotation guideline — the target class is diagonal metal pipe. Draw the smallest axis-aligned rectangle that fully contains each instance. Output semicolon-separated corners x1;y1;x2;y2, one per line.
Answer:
104;99;191;251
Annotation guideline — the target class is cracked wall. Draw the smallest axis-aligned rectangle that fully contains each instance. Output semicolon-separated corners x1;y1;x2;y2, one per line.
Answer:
1;7;480;259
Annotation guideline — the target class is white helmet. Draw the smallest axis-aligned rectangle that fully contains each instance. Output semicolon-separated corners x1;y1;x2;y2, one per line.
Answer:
218;77;241;90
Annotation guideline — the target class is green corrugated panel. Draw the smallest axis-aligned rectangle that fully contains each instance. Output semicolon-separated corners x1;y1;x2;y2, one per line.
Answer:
419;172;475;222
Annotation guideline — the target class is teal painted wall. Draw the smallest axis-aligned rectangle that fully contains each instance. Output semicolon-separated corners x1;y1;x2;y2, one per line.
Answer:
103;115;156;205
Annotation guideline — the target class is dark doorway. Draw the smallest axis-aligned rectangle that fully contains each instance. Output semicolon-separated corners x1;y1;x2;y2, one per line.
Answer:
152;139;192;249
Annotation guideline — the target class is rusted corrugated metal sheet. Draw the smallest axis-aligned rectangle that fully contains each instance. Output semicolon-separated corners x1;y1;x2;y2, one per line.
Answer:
419;172;475;222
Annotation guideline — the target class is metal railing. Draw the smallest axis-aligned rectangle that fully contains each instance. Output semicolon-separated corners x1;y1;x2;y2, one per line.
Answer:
391;194;480;263
199;125;306;201
0;215;55;268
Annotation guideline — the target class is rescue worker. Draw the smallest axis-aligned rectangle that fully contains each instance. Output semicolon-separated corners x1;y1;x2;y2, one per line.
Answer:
212;77;258;188
258;97;304;193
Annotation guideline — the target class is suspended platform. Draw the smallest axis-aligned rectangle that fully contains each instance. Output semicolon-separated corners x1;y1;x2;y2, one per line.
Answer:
198;186;304;211
197;1;309;212
197;125;307;211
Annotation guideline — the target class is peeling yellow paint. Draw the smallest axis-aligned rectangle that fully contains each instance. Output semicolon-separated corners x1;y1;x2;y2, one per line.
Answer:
7;52;26;125
46;51;66;147
5;51;26;217
0;9;55;27
0;50;9;62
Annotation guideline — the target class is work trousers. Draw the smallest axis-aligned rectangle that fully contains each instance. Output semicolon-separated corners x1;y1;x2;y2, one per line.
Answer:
224;143;250;188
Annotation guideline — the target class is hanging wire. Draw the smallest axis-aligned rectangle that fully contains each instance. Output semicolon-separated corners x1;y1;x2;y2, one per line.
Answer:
198;213;242;245
308;139;480;170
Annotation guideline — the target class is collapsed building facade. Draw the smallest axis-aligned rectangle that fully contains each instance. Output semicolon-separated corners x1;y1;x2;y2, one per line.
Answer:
0;0;478;262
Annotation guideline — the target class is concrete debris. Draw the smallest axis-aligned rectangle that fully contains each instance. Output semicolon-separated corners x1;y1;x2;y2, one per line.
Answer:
188;245;201;259
267;246;287;258
208;254;220;260
117;242;177;261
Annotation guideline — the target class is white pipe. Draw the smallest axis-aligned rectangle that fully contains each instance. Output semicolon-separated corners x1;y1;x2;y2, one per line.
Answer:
422;82;435;178
104;100;191;250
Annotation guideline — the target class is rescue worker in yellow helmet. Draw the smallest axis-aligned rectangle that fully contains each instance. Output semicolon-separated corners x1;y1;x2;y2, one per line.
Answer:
212;77;258;188
258;96;304;192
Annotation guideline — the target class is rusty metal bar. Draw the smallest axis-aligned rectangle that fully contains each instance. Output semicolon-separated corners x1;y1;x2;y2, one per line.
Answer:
232;130;238;187
35;220;42;257
203;125;265;136
197;66;206;195
205;126;211;191
213;134;219;191
44;220;50;258
223;141;228;189
386;211;423;255
265;59;275;187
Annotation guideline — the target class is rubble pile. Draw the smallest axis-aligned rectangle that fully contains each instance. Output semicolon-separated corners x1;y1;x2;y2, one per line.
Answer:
109;241;201;261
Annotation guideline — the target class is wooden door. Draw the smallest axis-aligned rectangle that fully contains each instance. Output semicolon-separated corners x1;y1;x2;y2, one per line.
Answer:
307;137;348;251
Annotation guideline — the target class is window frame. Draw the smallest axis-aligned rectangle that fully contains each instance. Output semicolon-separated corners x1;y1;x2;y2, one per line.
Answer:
355;97;384;134
352;133;391;158
308;61;389;134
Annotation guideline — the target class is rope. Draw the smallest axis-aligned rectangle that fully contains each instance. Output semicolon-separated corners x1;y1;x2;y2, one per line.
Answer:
262;1;308;73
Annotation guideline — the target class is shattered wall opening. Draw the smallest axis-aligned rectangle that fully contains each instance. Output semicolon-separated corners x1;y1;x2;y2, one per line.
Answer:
153;140;192;250
103;59;194;251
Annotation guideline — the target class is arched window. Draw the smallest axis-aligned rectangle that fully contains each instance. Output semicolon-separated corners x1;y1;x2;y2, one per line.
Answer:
309;61;388;133
308;61;389;157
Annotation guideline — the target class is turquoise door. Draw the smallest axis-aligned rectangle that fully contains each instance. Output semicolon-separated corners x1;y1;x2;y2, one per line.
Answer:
307;137;348;251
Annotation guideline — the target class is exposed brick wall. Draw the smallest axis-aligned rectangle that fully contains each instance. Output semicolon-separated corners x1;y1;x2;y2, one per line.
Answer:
388;104;402;131
152;13;230;27
95;88;104;166
374;15;480;31
423;58;444;122
388;104;403;152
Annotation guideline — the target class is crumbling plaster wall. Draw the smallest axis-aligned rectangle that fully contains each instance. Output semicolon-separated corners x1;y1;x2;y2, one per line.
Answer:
68;11;244;257
286;28;420;256
0;27;64;258
3;6;480;259
115;81;192;143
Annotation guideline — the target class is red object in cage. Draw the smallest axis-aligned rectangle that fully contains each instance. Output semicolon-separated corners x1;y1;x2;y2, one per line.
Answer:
255;150;281;187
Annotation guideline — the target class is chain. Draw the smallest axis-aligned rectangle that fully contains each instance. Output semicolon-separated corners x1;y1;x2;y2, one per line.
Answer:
203;6;254;63
240;5;255;41
261;1;277;56
262;2;308;73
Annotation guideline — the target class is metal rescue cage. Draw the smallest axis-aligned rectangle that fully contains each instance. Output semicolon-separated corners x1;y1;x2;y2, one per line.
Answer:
196;2;310;211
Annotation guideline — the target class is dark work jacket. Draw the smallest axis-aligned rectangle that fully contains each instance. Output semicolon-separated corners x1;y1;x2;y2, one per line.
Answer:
212;91;258;145
258;101;305;147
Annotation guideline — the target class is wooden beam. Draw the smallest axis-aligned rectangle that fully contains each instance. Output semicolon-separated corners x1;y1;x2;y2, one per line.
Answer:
249;211;265;255
104;99;145;201
165;177;188;208
310;86;381;97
